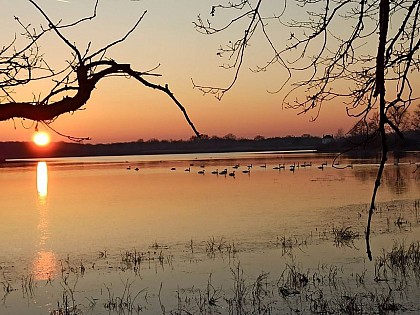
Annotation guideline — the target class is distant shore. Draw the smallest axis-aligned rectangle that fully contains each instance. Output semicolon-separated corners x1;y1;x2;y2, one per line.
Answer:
1;131;419;160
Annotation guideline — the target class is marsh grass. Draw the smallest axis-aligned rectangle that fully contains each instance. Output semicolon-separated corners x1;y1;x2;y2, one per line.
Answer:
21;272;35;298
120;245;174;275
375;241;420;281
277;263;309;297
103;279;146;314
332;226;360;247
2;223;420;314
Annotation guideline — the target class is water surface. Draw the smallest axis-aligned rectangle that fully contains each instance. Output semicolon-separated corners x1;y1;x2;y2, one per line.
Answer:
0;151;419;314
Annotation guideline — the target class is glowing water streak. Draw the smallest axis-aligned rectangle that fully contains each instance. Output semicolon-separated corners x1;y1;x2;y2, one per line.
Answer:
34;161;57;280
37;161;48;198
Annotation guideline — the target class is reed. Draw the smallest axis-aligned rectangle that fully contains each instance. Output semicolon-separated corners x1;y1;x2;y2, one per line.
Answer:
332;226;359;247
103;279;146;314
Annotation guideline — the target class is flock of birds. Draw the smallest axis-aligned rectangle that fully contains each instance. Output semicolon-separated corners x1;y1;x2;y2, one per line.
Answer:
126;161;354;177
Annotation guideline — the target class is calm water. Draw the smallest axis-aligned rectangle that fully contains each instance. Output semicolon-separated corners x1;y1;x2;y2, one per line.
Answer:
0;151;419;314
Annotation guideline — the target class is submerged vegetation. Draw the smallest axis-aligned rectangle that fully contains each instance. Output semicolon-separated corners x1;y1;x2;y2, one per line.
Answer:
1;200;420;314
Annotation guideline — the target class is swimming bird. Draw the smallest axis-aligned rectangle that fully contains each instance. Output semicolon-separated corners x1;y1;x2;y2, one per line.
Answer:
229;170;236;177
219;169;228;175
185;167;191;172
171;167;176;171
198;170;205;174
247;164;253;168
242;167;251;174
134;167;139;171
233;164;240;169
260;163;267;168
211;169;219;174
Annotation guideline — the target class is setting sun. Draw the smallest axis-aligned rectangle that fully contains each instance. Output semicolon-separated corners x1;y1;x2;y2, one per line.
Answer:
33;132;50;146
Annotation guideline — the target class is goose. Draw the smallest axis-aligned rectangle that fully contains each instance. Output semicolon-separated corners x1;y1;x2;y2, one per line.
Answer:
219;169;228;175
198;170;205;174
211;169;219;174
242;167;251;174
185;167;191;172
229;170;236;177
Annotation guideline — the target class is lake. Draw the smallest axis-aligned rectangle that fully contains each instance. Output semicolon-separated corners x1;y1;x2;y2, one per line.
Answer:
0;151;419;314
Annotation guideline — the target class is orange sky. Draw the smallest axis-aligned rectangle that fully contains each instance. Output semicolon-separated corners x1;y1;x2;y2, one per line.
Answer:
0;1;358;143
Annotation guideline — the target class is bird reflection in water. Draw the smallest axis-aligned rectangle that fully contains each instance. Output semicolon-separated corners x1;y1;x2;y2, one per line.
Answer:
34;161;57;281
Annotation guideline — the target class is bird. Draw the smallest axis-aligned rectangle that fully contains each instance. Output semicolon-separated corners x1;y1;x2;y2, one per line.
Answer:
185;167;191;172
171;167;176;171
219;169;228;175
134;167;139;171
242;167;251;174
126;166;131;170
198;170;205;174
260;163;267;168
211;169;219;174
233;164;240;169
229;170;236;177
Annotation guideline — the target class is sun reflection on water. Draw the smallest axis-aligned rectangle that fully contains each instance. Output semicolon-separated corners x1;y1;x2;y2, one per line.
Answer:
34;161;57;280
37;161;48;199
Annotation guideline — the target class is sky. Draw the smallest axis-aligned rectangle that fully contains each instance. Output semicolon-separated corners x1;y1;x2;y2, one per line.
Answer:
0;0;359;143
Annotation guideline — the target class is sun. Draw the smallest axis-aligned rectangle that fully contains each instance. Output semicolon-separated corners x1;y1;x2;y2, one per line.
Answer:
33;131;50;146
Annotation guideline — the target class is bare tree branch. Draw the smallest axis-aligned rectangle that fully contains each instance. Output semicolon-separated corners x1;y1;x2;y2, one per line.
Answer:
194;0;420;259
0;1;200;140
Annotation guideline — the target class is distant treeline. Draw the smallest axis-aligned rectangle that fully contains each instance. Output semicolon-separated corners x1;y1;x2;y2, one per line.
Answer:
0;131;419;160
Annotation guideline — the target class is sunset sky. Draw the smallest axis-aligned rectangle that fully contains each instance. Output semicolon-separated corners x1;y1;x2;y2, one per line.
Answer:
0;1;359;143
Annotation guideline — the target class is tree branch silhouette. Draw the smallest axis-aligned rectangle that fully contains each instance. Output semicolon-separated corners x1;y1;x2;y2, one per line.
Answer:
194;0;420;260
0;1;200;140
